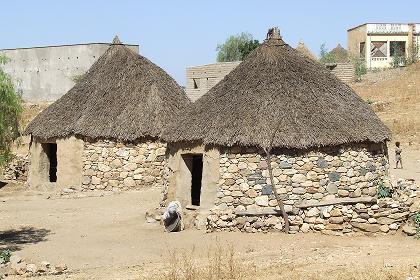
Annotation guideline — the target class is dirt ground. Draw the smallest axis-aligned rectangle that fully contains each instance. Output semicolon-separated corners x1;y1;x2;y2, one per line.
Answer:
0;144;419;279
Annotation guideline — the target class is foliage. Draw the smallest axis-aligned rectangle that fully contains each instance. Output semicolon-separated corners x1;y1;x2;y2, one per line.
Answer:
377;181;392;198
71;73;85;83
352;56;367;82
391;45;407;68
0;249;11;264
0;54;22;167
319;43;335;64
414;212;420;239
216;32;260;62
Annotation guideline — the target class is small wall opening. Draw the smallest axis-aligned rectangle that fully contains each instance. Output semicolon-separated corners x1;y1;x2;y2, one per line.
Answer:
182;154;203;206
42;143;57;182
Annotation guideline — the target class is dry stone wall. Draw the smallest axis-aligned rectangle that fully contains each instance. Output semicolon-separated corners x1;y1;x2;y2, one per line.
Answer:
81;140;166;191
2;155;29;182
205;144;417;235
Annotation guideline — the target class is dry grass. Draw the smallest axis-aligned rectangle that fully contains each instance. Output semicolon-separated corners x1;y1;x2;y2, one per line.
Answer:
352;62;420;145
147;242;419;280
148;242;255;280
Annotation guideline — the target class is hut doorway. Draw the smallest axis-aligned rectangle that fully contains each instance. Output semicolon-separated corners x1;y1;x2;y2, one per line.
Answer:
181;154;203;206
42;143;57;182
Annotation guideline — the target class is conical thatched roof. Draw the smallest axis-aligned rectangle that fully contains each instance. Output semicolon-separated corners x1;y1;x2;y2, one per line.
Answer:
296;40;316;60
330;43;349;63
163;29;390;150
26;36;190;141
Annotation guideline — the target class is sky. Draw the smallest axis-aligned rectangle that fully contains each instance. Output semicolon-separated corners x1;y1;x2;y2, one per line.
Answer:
2;1;419;86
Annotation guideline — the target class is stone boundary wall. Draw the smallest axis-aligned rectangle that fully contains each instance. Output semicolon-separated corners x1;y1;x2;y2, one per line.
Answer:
81;140;166;191
205;143;417;234
326;62;355;83
2;155;29;182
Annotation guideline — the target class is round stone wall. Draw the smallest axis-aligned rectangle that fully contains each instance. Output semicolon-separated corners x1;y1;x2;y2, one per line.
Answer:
82;140;166;191
205;143;417;235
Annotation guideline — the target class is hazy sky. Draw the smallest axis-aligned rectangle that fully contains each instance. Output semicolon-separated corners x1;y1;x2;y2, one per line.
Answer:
2;1;419;85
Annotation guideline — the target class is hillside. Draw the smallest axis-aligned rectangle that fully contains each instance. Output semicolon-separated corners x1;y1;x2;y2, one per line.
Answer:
351;63;420;147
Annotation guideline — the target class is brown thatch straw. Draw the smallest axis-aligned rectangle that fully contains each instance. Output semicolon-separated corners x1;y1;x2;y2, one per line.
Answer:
330;43;349;63
26;36;190;141
296;40;317;61
163;31;391;150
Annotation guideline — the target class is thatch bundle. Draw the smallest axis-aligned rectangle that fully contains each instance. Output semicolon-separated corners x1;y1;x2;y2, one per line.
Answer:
296;40;317;61
26;36;190;141
164;31;390;150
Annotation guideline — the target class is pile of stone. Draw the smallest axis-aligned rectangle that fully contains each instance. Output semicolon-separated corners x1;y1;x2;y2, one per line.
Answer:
0;255;66;277
2;155;29;182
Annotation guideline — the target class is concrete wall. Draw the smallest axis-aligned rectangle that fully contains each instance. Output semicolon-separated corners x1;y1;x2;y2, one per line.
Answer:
29;136;84;190
0;43;139;102
347;25;367;59
186;62;241;102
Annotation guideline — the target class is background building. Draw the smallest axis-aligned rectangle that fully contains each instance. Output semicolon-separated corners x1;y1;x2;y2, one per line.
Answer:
348;23;420;69
185;62;240;102
0;41;139;102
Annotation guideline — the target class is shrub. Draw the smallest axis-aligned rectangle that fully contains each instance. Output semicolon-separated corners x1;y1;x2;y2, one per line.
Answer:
0;249;11;264
353;57;367;82
377;181;392;198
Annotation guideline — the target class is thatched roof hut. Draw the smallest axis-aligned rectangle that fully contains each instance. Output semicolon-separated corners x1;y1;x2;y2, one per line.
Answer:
329;43;349;63
296;40;316;60
164;31;390;150
26;36;190;142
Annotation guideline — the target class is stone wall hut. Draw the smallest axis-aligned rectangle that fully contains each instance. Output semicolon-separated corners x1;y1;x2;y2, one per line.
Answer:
163;28;392;234
25;36;190;192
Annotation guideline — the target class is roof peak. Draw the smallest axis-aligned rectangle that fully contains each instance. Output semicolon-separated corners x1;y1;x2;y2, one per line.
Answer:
112;35;122;45
265;27;286;46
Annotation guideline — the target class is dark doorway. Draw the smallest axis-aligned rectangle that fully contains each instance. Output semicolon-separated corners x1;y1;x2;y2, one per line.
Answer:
191;155;203;206
43;143;57;182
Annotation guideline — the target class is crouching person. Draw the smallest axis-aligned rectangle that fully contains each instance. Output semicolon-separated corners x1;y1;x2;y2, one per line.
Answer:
162;201;184;232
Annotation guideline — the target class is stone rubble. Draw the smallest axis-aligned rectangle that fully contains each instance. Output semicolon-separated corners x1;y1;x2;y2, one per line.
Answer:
2;154;29;182
0;254;66;277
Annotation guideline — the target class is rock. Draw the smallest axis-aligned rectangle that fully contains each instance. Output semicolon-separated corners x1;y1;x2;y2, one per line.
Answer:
10;255;22;265
300;223;310;233
26;263;37;274
329;217;344;224
379;225;389;233
227;165;239;173
317;158;328;168
330;209;342;217
389;223;399;230
279;161;292;169
116;149;129;157
123;177;136;188
388;212;410;220
326;183;338;194
377;217;395;225
351;222;380;233
328;172;340;182
98;163;111;172
325;223;344;230
402;225;417;236
261;185;272;195
338;190;349;197
368;218;377;224
53;264;67;274
255;196;269;207
291;174;306;183
410;199;420;213
292;187;306;194
231;191;243;197
91;176;101;185
306;208;319;217
246;189;258;198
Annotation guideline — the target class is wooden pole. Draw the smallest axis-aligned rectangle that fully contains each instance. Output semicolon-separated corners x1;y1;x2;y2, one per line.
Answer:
265;149;289;234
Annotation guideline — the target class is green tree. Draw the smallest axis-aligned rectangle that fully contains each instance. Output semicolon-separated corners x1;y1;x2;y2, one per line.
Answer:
216;32;260;62
319;43;335;64
0;55;22;167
